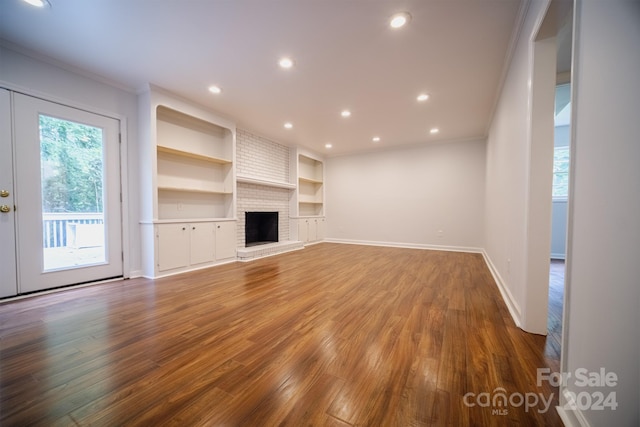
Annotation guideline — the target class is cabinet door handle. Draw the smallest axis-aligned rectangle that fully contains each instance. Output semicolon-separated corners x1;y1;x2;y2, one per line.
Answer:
192;226;196;230
182;227;186;231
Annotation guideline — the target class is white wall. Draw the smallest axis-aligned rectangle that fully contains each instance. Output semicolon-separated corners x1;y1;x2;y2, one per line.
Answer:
484;0;548;325
325;138;485;250
562;1;640;425
0;45;142;276
487;0;640;423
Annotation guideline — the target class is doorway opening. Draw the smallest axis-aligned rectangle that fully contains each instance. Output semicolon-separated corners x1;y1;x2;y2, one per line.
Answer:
548;81;571;354
523;0;572;354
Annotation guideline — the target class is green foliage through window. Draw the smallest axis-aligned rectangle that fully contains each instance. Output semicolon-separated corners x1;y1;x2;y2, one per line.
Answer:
39;115;104;213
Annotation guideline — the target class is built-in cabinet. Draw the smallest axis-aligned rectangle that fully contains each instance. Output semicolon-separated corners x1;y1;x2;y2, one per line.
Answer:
298;217;326;243
139;85;237;277
290;149;325;244
156;221;236;272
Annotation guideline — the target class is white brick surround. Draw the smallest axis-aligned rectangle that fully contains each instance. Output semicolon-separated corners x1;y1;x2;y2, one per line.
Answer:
237;129;289;182
236;129;292;248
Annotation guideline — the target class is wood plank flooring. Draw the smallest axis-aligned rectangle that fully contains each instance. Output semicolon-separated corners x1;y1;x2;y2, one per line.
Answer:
547;259;564;363
0;243;562;426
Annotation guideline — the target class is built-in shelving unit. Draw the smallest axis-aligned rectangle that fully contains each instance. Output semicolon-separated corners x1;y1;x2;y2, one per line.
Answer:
289;149;325;244
297;154;324;216
155;105;234;220
139;85;237;278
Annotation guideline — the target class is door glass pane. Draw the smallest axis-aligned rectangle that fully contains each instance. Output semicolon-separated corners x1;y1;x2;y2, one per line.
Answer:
40;114;106;271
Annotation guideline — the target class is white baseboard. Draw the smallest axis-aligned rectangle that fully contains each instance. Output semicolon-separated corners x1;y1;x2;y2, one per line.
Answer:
556;388;591;427
481;250;522;328
324;238;483;254
142;259;237;279
128;269;143;278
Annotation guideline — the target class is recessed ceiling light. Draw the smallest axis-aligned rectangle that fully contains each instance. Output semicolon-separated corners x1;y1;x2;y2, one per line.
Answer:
390;12;411;29
372;137;381;142
22;0;48;6
23;0;50;7
417;93;429;102
284;122;293;129
279;57;294;69
208;85;222;94
341;110;351;118
430;128;440;134
325;143;333;149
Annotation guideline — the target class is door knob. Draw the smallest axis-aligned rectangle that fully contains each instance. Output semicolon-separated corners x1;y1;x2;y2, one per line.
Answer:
0;190;9;198
0;205;11;213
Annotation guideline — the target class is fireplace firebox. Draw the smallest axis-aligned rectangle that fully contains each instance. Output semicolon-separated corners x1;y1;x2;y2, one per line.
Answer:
245;212;278;247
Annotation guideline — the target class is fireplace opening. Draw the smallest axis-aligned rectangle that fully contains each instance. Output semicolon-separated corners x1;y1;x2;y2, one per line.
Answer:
245;212;278;247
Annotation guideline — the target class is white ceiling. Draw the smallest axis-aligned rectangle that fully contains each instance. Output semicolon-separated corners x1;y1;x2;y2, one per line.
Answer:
0;0;524;156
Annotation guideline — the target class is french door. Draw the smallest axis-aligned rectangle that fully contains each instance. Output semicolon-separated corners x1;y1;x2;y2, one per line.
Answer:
0;89;123;296
0;90;16;297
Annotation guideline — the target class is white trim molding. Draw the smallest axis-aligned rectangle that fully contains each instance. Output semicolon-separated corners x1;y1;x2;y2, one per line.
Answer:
556;387;591;427
325;238;482;254
481;249;522;328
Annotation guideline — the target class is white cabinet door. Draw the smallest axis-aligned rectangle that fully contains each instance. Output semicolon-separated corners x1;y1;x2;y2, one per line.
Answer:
215;222;237;260
157;223;189;271
317;218;326;241
190;222;215;265
298;219;309;243
308;219;318;242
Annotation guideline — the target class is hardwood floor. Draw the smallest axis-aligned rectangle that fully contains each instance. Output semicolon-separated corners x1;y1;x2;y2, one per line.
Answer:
547;259;564;361
0;243;562;426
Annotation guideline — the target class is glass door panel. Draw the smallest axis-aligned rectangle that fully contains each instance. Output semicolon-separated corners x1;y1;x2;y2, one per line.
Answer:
39;114;107;271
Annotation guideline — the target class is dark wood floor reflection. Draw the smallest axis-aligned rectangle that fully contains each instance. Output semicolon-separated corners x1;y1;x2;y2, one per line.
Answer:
0;243;562;426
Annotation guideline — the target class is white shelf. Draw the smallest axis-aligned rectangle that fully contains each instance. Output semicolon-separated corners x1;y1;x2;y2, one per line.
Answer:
157;145;231;164
299;176;323;184
298;154;323;182
237;174;296;189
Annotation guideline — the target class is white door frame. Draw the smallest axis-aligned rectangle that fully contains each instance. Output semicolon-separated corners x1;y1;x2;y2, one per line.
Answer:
0;89;17;297
0;83;131;297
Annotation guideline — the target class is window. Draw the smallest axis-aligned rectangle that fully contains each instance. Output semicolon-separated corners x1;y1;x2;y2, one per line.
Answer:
552;146;570;199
